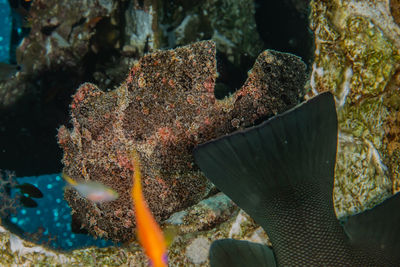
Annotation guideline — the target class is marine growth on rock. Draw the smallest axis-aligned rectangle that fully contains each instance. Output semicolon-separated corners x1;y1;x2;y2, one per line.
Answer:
310;0;400;217
58;40;306;242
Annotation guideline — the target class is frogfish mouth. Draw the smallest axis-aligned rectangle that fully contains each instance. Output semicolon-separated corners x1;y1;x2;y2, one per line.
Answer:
194;92;400;266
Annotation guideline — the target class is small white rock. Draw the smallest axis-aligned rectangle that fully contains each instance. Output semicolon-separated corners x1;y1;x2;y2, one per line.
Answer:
185;236;211;264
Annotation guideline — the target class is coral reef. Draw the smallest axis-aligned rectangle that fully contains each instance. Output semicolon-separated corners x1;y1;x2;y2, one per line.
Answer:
1;0;264;109
16;0;118;74
3;1;400;265
167;0;264;64
0;0;125;176
0;170;19;218
0;0;278;177
309;0;400;217
0;192;268;266
58;40;306;242
0;0;123;108
126;0;263;66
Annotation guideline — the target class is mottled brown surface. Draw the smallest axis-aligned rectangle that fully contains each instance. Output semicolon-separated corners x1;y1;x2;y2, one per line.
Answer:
58;41;306;242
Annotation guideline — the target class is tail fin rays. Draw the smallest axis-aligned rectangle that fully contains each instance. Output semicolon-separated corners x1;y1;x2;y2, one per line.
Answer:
194;92;338;230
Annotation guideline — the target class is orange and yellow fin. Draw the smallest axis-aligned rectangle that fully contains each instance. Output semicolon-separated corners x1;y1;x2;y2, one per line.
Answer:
131;150;168;267
61;172;78;186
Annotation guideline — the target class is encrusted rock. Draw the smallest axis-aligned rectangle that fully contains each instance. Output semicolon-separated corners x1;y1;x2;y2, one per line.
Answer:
16;0;118;74
185;236;211;264
165;192;237;234
0;201;268;266
58;40;306;242
310;0;400;217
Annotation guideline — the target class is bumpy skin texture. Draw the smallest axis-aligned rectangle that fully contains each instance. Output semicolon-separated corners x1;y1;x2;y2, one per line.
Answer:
57;41;306;242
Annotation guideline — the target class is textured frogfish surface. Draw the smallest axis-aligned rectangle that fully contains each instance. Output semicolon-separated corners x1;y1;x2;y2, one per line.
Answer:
57;41;307;242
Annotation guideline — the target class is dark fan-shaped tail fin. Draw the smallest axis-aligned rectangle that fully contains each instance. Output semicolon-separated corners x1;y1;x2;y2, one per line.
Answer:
344;192;400;264
194;92;338;230
209;239;276;267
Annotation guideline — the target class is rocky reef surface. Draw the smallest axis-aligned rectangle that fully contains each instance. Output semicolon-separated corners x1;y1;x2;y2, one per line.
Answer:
0;0;263;110
309;0;400;217
0;39;305;264
2;0;400;266
0;0;280;178
57;40;306;243
0;194;265;266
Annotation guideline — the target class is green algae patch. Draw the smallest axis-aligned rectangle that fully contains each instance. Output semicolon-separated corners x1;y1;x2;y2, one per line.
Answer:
342;17;398;98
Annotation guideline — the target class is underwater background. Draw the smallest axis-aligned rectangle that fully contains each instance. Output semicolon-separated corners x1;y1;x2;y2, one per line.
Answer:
0;0;400;265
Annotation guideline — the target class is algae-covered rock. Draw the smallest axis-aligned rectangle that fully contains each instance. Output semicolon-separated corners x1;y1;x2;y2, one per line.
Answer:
309;0;400;217
0;223;146;266
0;192;268;266
4;1;400;265
16;0;119;74
156;0;263;66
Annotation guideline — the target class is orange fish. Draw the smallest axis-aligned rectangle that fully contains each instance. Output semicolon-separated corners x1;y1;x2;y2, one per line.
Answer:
131;150;168;267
